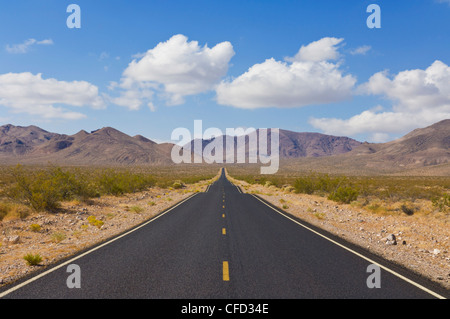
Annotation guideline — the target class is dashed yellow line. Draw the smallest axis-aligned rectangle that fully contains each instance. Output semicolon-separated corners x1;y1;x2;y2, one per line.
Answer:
222;214;225;218
223;261;230;281
222;228;226;235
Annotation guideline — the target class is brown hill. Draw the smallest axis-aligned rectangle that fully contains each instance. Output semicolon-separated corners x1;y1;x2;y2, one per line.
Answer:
281;119;450;175
185;129;361;161
0;124;59;156
0;125;173;166
278;129;361;158
349;119;450;168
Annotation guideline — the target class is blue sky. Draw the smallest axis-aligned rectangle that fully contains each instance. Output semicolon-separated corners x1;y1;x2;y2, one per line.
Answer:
0;0;449;143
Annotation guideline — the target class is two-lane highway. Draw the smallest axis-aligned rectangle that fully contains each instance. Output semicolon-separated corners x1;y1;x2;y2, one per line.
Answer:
0;169;447;299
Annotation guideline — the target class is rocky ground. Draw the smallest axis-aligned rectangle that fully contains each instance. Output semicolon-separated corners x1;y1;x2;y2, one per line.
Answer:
227;175;450;291
0;179;214;288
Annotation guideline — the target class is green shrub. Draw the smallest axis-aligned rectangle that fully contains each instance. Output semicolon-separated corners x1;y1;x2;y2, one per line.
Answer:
23;253;43;266
128;206;144;214
432;194;450;213
97;170;156;196
29;224;41;232
293;176;315;194
328;186;359;204
172;181;184;189
51;232;67;243
0;203;9;221
87;215;104;228
7;165;61;212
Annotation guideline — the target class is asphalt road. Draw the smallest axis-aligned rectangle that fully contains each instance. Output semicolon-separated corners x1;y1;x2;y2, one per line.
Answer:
0;169;447;299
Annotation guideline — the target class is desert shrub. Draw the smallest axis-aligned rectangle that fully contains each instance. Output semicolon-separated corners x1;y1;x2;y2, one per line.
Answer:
128;205;144;213
7;165;62;212
400;204;415;216
328;186;359;204
432;194;450;213
293;173;349;195
0;203;9;221
29;224;41;232
23;253;43;266
97;170;156;196
51;232;67;243
293;176;315;194
264;181;273;187
172;181;184;189
87;215;104;228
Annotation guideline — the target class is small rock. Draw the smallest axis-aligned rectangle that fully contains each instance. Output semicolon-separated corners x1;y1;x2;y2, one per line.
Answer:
385;234;397;245
433;249;441;255
6;235;20;244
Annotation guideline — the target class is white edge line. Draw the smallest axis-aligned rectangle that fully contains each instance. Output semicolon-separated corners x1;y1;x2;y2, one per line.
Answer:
0;192;199;298
251;194;446;300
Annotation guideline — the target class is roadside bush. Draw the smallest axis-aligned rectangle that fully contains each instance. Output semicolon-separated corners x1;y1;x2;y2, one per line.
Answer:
87;216;104;228
128;206;144;213
432;194;450;213
293;173;349;195
293;176;315;194
87;215;104;228
400;204;415;216
97;170;156;196
172;181;184;189
23;253;43;266
328;186;359;204
7;165;62;212
0;203;9;221
29;224;41;232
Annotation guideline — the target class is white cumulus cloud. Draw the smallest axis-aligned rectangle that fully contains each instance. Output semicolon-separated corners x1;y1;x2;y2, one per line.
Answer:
0;72;105;120
310;60;450;141
287;37;344;62
5;38;54;54
112;34;235;109
215;37;356;109
350;45;372;56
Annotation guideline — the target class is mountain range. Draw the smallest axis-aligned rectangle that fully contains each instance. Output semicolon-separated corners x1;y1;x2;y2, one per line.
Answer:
0;120;448;174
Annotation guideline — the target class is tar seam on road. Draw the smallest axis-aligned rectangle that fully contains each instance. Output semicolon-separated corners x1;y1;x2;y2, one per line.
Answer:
0;192;200;299
250;194;446;300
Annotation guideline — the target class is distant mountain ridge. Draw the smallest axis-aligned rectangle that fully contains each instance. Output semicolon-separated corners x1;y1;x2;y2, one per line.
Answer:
347;119;450;168
185;129;362;160
0;125;172;165
0;120;448;171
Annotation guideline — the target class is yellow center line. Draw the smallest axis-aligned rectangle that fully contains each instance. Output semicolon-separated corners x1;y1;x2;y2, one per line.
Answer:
223;261;230;281
222;228;226;235
222;214;225;218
